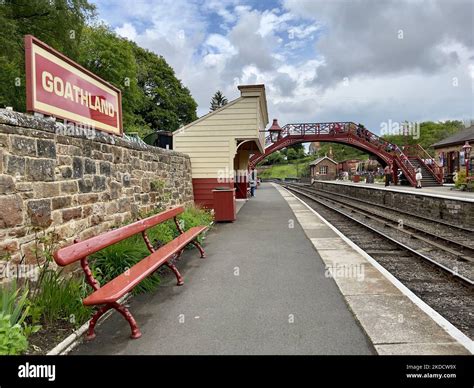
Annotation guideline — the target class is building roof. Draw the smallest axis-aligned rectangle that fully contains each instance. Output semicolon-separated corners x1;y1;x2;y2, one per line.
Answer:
309;156;337;166
432;126;474;148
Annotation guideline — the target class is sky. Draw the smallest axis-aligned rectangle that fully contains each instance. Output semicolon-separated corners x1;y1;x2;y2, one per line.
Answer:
94;0;473;134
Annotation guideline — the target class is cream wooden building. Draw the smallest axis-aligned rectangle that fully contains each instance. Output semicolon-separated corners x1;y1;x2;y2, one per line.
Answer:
173;84;269;208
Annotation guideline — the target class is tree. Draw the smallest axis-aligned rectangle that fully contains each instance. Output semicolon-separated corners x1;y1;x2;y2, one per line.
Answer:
78;24;142;134
262;151;285;165
316;143;367;162
210;90;228;111
132;42;197;132
0;0;96;111
382;121;464;154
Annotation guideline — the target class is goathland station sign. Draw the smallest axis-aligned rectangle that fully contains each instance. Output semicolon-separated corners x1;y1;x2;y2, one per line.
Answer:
24;35;123;136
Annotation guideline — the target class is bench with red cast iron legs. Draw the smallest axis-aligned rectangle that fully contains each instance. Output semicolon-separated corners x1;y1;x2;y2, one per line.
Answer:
53;206;208;340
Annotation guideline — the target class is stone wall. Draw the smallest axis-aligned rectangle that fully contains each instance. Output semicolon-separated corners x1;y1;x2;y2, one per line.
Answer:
312;181;474;229
0;109;194;270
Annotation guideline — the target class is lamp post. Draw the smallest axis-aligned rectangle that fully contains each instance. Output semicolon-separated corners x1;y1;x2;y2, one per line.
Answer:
462;141;471;177
268;119;282;143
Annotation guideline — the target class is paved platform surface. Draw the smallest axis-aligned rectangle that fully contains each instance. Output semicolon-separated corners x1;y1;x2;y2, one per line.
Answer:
73;183;374;355
319;180;474;202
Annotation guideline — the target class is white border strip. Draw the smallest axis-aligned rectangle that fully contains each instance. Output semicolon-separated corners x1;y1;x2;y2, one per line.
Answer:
319;181;474;203
278;184;474;354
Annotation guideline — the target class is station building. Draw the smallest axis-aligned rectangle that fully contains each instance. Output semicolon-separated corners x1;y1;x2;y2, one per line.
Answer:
432;125;474;180
173;84;269;209
309;156;337;180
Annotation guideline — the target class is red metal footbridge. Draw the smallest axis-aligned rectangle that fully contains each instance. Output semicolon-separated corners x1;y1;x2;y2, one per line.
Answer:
249;121;443;187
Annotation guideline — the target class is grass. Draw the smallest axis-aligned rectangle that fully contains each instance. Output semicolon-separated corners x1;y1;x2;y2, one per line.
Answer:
259;157;313;179
31;270;92;327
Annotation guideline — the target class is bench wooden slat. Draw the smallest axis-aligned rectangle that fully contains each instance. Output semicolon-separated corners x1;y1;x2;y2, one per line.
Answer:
82;225;208;306
54;206;185;266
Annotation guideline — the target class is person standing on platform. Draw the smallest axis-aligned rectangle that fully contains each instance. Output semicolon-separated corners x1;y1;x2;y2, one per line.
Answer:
415;167;423;188
249;171;257;197
384;164;392;187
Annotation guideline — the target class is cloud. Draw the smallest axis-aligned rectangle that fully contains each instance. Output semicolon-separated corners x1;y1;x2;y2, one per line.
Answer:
97;0;473;133
283;0;474;88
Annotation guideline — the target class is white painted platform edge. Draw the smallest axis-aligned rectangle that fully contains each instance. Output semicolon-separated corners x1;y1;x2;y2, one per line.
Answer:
318;180;474;203
277;184;474;354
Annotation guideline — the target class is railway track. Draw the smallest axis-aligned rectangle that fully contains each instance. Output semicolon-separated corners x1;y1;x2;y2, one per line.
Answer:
283;183;474;281
279;182;474;338
309;184;474;246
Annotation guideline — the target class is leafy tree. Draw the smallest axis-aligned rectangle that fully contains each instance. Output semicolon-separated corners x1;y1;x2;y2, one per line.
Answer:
382;121;464;154
316;143;367;162
132;42;197;132
0;0;96;111
77;24;142;133
286;148;298;161
210;90;228;111
261;151;285;165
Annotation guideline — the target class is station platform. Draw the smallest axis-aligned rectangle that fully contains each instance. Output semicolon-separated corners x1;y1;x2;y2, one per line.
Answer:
319;179;474;202
72;183;470;355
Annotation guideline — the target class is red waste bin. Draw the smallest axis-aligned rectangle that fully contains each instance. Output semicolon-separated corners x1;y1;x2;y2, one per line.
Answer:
212;187;236;222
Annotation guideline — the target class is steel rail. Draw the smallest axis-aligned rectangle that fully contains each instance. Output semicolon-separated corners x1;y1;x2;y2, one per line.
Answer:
285;183;474;259
281;183;474;287
295;183;474;233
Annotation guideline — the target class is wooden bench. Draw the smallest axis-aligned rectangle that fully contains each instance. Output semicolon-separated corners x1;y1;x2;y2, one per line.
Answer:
53;206;208;340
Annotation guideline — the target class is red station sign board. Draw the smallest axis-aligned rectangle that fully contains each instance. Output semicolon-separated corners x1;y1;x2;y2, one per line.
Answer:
25;35;123;136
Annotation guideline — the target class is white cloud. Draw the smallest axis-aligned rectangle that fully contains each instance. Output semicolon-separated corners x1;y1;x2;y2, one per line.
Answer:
115;22;137;40
96;0;473;132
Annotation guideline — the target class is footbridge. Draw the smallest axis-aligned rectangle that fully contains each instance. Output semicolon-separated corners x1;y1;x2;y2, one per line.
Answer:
249;121;443;187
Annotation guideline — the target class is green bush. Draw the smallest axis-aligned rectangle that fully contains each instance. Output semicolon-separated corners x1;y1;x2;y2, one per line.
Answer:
1;280;29;327
454;170;467;188
0;280;36;354
176;205;213;245
0;313;28;355
91;236;160;295
0;281;41;339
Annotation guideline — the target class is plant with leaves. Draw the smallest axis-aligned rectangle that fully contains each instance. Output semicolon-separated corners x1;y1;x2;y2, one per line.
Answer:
27;230;91;327
0;313;28;355
210;90;228;111
0;280;40;355
1;280;30;328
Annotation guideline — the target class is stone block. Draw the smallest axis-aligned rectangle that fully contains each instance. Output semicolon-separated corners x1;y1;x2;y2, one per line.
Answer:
26;158;55;181
62;207;82;222
84;158;96;174
0;174;15;194
52;196;72;210
72;157;83;178
0;195;23;228
61;181;78;194
27;199;52;227
100;161;111;176
36;139;56;158
33;182;61;198
10;135;36;156
5;155;25;176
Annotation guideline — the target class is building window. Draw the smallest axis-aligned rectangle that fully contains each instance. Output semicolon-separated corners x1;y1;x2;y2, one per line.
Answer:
319;166;328;174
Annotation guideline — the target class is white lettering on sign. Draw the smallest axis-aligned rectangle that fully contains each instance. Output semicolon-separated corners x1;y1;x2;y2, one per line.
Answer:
41;70;115;117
